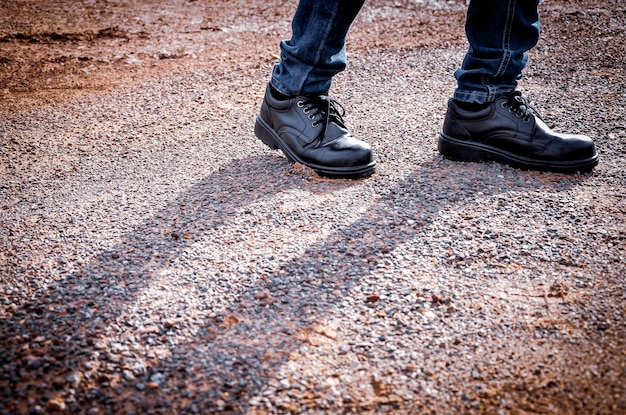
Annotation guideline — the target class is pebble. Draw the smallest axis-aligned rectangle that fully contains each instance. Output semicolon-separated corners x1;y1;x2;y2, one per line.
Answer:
46;397;66;411
65;373;82;386
123;370;136;381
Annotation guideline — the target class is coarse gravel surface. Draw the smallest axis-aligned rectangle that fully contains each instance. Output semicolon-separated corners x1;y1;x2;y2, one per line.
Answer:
1;0;625;414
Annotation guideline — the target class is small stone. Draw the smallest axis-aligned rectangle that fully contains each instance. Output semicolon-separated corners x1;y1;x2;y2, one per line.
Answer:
279;402;298;413
164;318;177;328
46;397;66;411
97;373;111;384
65;372;83;386
52;377;66;388
26;356;41;369
422;310;437;320
313;324;338;339
366;294;380;303
254;291;269;300
150;372;166;384
371;377;390;396
224;315;240;326
141;325;159;334
122;370;136;381
259;295;279;306
404;364;417;372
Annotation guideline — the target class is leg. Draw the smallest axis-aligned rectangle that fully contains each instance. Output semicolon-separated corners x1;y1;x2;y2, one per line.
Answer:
455;0;540;103
439;0;598;173
255;0;375;179
271;0;366;96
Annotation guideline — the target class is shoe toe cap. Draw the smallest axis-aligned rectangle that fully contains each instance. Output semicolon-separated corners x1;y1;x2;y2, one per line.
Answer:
315;138;374;167
545;133;597;161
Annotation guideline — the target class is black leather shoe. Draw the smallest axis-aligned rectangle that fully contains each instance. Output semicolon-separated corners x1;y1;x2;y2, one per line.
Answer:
254;86;376;178
439;91;599;173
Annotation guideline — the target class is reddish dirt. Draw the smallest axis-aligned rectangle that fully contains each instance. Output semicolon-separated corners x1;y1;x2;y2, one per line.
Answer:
0;0;467;113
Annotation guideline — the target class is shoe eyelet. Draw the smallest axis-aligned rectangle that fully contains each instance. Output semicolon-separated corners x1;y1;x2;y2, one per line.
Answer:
303;108;309;114
297;101;304;107
312;121;319;128
308;114;314;120
501;102;508;109
508;107;515;113
523;116;531;123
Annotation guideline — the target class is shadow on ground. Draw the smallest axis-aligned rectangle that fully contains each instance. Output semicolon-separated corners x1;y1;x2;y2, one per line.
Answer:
4;151;615;413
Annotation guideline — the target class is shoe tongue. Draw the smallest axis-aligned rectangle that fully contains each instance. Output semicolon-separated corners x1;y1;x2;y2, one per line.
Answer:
307;94;330;108
507;90;522;98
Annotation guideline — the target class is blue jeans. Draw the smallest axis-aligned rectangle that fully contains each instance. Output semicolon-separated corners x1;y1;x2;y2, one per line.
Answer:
270;0;540;104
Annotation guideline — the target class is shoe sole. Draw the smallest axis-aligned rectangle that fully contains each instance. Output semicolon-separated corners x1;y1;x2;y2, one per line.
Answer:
255;116;376;179
438;132;599;174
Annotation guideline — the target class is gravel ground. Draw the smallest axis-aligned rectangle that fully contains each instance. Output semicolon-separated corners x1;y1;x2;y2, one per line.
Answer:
1;0;625;414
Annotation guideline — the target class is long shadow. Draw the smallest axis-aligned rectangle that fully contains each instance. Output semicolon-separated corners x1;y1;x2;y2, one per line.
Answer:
0;153;589;414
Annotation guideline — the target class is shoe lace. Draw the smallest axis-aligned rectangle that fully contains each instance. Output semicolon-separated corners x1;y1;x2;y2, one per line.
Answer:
501;90;542;124
298;95;347;144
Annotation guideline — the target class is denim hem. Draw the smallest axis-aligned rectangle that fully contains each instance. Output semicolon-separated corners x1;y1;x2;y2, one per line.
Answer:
453;86;518;104
270;75;329;98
